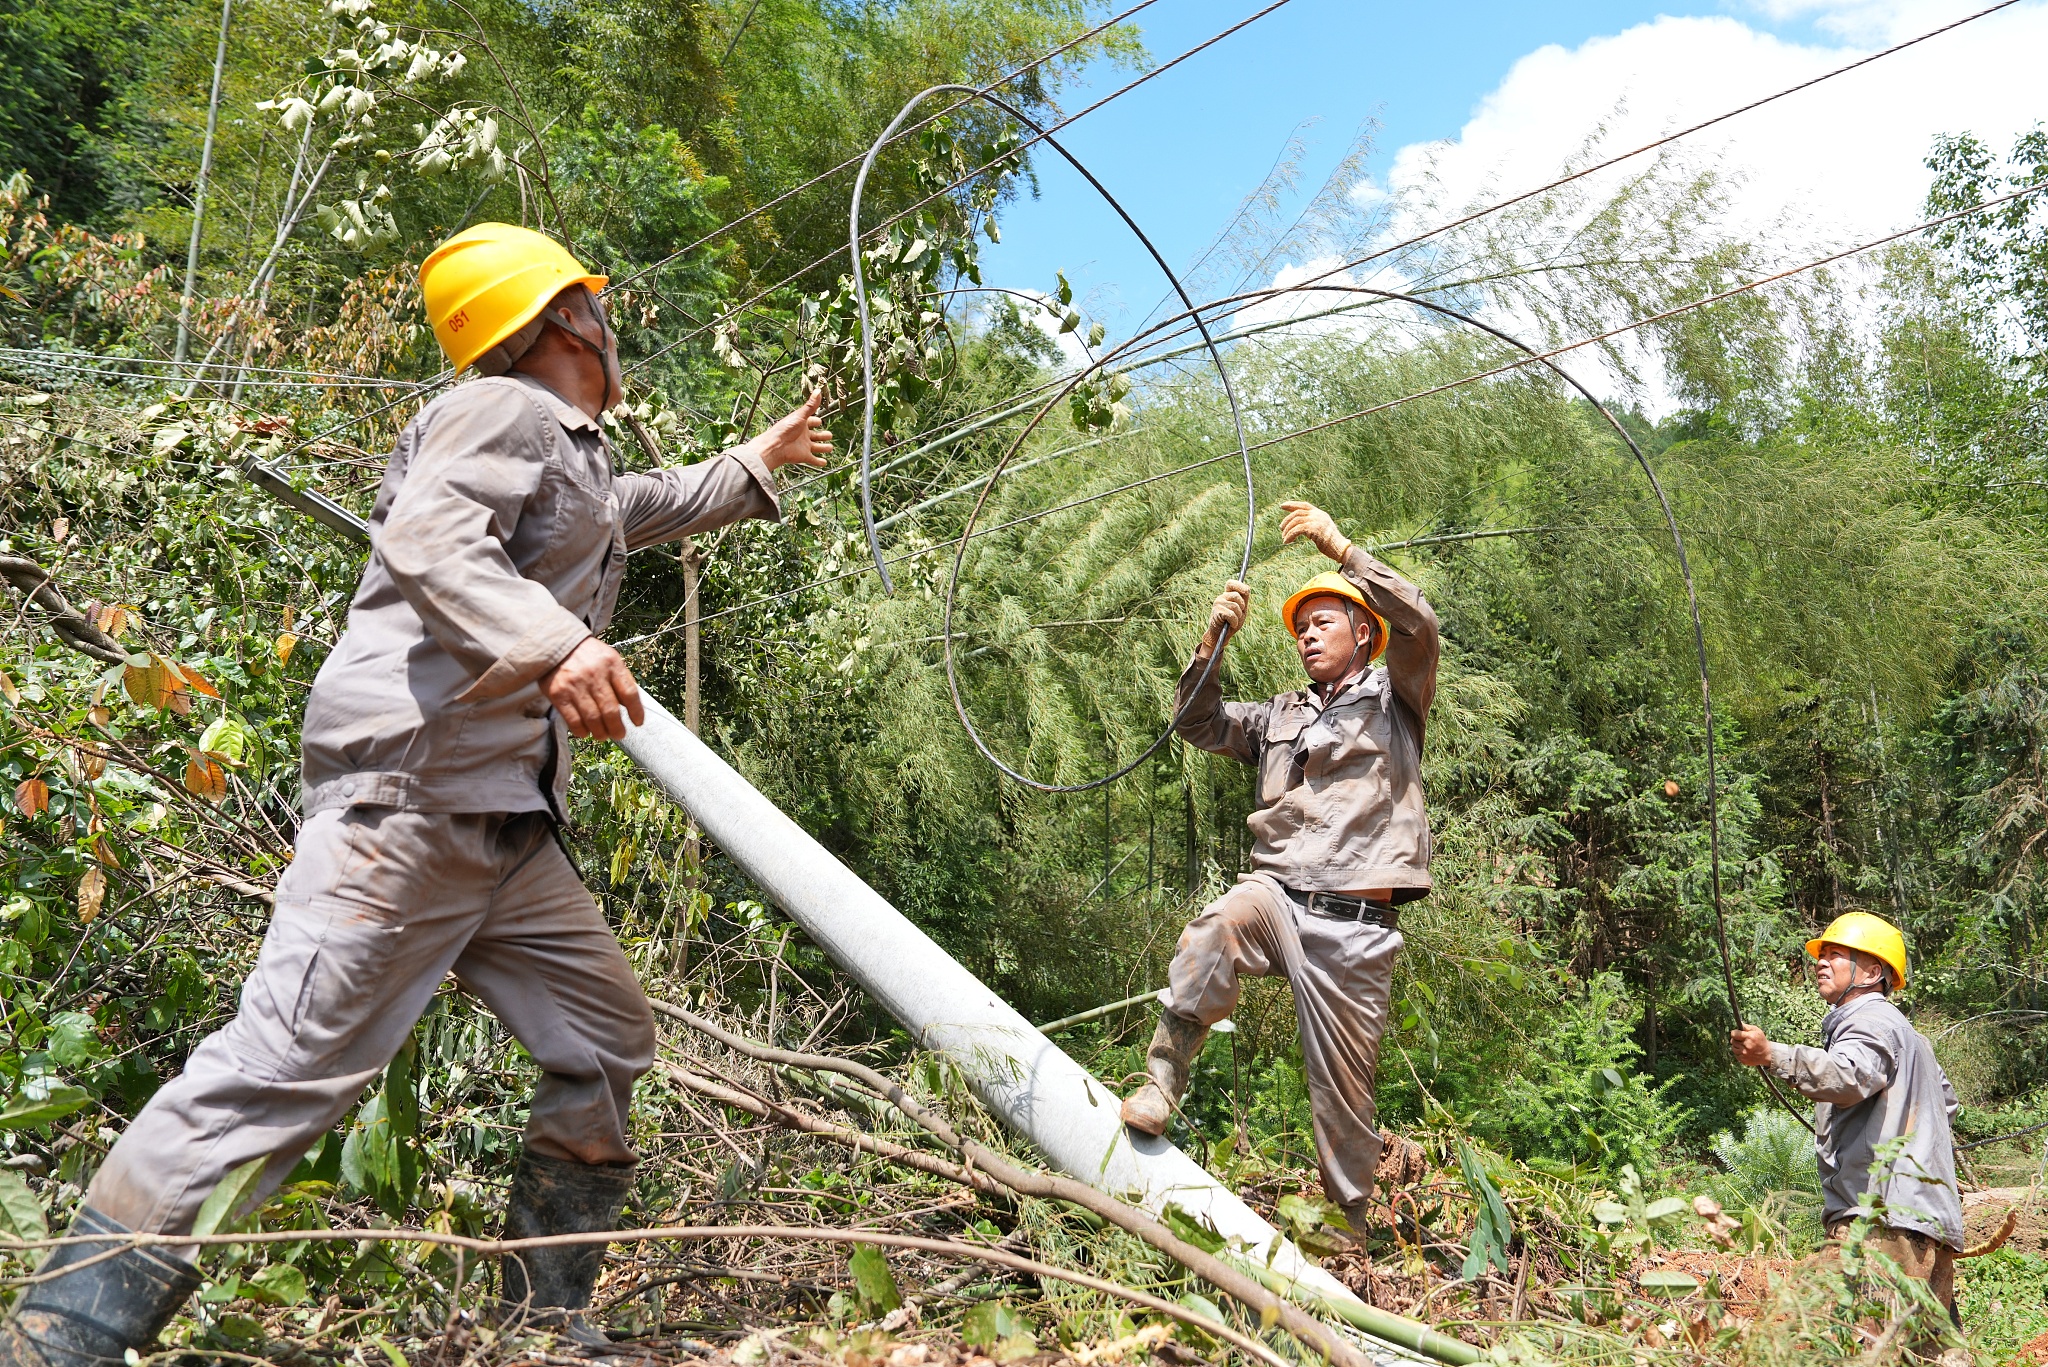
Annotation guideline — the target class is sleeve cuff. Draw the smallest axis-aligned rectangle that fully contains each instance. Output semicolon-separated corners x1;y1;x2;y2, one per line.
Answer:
455;612;591;703
727;446;783;521
1767;1041;1799;1079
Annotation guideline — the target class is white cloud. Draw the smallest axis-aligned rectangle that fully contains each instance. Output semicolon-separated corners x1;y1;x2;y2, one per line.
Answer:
1384;3;2048;265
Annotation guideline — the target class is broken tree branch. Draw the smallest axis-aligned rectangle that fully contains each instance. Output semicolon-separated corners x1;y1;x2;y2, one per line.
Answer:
0;555;128;663
649;996;1372;1367
0;1226;1292;1367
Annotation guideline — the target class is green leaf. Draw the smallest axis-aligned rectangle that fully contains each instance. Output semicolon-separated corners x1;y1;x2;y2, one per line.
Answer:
245;1262;308;1305
1159;1202;1225;1254
340;1092;386;1194
0;1168;48;1240
1456;1140;1514;1280
1274;1192;1330;1239
197;716;253;766
0;1082;92;1131
1054;270;1072;307
1639;1269;1700;1295
962;1301;1033;1348
385;1036;419;1139
1642;1196;1689;1222
1590;1200;1629;1225
45;1012;101;1068
193;1155;269;1237
847;1243;901;1316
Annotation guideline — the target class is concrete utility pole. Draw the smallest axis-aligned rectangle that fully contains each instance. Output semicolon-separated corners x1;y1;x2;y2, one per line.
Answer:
175;0;235;368
617;697;1364;1313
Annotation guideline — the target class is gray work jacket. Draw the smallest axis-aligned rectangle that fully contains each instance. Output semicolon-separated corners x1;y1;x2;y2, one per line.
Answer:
1174;546;1439;897
299;374;779;819
1768;993;1964;1249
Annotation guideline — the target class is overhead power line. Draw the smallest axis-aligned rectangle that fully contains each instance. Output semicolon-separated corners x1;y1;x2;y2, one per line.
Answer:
614;179;2045;643
140;0;2006;470
623;0;1302;377
1251;0;2030;307
604;0;1164;295
631;0;2022;465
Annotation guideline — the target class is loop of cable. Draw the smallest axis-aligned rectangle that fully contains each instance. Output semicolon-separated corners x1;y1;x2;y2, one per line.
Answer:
849;83;1255;794
846;101;1812;1121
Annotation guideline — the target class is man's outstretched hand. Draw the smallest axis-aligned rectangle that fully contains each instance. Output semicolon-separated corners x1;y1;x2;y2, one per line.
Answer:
741;389;834;473
1729;1024;1772;1068
543;636;645;741
1279;501;1353;562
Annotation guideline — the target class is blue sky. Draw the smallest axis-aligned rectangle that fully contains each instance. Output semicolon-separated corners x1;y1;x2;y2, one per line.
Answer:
978;0;2048;331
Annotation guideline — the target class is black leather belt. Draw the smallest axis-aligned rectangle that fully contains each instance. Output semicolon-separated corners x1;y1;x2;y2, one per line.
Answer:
1284;885;1399;927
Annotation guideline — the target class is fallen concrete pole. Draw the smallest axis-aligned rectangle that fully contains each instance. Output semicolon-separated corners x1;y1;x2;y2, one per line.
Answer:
618;695;1365;1310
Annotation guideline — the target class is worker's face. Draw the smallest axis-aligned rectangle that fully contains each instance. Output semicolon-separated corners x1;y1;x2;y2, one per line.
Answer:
1293;596;1374;685
1813;942;1886;998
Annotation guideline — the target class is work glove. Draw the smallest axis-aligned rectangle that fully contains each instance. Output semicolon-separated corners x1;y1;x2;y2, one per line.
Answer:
1202;579;1251;652
1279;501;1353;562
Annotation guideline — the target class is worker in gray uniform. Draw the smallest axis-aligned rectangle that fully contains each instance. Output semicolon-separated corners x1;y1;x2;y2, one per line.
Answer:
1731;911;1965;1315
1122;501;1438;1237
0;224;833;1364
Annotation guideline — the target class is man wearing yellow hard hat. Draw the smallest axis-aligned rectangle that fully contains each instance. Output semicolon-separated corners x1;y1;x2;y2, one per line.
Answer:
1120;500;1438;1238
0;225;831;1360
1731;911;1964;1314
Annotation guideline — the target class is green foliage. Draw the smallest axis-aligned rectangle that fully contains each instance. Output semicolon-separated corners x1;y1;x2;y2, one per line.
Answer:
1473;974;1686;1174
1711;1105;1823;1206
846;1242;902;1317
961;1300;1035;1352
1956;1249;2048;1359
1456;1140;1513;1279
0;0;161;224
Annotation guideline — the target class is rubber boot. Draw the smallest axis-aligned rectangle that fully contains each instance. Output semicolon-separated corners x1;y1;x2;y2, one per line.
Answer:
1120;1011;1208;1137
0;1206;199;1367
499;1148;636;1348
1333;1200;1375;1253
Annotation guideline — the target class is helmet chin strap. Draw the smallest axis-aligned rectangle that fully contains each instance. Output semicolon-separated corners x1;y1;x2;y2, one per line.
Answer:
1825;947;1877;1007
548;296;624;407
1318;603;1372;701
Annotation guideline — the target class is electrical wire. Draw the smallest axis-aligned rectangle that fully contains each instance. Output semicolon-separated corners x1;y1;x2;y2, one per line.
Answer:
624;0;1300;379
796;0;2028;480
1174;0;2032;321
0;347;423;387
626;178;2047;648
602;0;1164;296
850;83;1254;792
627;0;2011;385
839;168;2048;1129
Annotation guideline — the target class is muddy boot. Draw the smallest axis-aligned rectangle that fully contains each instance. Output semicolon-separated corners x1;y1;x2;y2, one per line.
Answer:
1332;1200;1376;1252
0;1206;200;1367
1373;1130;1429;1191
1120;1011;1208;1137
499;1148;636;1349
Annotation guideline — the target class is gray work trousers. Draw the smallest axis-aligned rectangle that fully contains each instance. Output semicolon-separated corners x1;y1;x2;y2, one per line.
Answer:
1165;874;1400;1208
88;808;655;1235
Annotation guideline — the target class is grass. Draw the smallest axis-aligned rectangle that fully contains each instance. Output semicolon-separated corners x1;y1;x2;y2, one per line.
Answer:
1958;1249;2048;1359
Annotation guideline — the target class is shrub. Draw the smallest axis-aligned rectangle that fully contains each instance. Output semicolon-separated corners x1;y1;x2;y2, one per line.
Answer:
1472;973;1687;1174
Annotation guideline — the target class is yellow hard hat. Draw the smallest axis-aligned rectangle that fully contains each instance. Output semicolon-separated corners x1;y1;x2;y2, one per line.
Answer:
1280;572;1388;661
419;223;607;374
1805;911;1909;989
